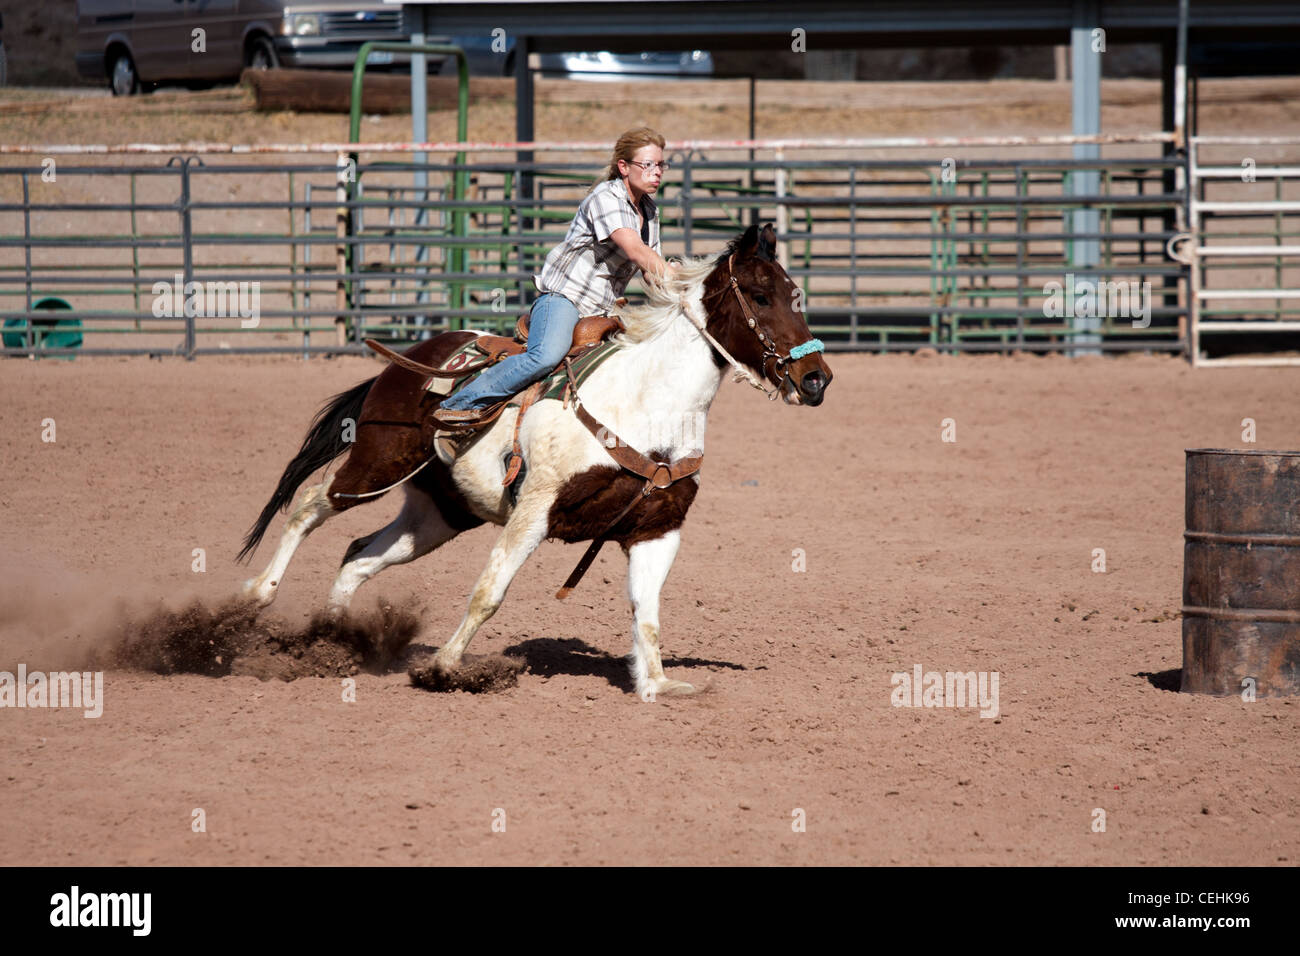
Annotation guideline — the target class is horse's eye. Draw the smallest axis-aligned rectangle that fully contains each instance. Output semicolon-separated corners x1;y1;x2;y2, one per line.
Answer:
753;293;769;307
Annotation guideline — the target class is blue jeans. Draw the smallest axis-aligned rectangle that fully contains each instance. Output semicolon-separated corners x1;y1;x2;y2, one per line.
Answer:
439;292;581;410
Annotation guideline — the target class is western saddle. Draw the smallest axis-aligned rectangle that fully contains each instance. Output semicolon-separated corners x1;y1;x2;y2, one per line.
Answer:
460;311;625;368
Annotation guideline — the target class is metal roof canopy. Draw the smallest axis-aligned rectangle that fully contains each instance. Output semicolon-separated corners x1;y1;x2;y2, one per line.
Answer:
388;0;1300;50
386;0;1300;151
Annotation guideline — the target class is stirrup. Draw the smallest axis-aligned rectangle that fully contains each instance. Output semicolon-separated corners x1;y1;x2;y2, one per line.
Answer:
430;398;511;466
432;399;509;430
432;406;490;427
433;433;460;467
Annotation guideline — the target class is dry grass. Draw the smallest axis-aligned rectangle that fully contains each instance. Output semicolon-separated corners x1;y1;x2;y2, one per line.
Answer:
1;76;1298;150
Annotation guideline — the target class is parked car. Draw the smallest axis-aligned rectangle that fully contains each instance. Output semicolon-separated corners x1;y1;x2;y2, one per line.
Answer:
75;0;410;96
537;50;713;81
438;37;712;80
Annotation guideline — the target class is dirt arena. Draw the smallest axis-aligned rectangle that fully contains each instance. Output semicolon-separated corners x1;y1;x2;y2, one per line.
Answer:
0;350;1296;866
2;72;1297;866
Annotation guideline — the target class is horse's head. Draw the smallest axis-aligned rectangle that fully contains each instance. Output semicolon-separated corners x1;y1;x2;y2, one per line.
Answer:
700;223;832;406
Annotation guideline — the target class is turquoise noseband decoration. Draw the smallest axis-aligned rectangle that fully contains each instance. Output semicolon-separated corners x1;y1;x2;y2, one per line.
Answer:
788;339;825;361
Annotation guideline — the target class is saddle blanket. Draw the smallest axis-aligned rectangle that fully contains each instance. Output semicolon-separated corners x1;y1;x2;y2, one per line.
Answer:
427;335;623;406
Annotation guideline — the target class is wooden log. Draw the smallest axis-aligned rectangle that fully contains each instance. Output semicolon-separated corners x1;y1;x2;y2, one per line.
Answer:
241;68;511;114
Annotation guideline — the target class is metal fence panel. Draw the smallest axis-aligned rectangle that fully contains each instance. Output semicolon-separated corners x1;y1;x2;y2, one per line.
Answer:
1185;135;1300;367
0;136;1189;358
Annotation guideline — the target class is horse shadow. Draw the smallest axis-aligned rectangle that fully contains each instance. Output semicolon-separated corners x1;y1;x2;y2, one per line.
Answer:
499;636;747;692
401;635;746;691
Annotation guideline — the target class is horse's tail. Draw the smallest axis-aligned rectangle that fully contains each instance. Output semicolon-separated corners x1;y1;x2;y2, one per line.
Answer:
237;376;377;563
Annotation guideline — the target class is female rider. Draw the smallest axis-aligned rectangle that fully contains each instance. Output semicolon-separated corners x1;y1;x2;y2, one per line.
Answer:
433;126;676;425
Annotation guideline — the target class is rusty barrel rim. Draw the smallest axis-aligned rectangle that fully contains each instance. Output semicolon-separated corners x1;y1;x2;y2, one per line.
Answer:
1185;448;1300;457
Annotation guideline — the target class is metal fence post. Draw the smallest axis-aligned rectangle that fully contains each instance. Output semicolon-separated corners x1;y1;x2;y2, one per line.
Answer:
130;172;141;327
682;153;693;258
169;156;198;360
848;164;858;348
774;149;789;266
21;171;32;354
1015;165;1026;348
304;181;313;359
336;150;352;347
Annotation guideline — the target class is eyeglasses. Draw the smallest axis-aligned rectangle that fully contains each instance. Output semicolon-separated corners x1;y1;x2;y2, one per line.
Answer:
626;160;670;173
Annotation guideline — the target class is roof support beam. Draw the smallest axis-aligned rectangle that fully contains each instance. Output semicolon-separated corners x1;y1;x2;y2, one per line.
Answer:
1070;0;1102;354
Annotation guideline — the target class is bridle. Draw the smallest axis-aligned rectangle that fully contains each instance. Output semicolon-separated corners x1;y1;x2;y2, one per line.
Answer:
696;253;824;401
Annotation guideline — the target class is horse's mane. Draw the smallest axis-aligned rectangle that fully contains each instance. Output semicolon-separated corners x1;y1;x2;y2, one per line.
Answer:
614;255;716;345
615;229;772;345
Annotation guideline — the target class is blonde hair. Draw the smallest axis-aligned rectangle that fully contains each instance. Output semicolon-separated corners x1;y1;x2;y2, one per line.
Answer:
594;127;666;189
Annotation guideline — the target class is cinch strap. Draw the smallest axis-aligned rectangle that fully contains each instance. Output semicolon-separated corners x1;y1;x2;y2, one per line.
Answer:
789;339;825;361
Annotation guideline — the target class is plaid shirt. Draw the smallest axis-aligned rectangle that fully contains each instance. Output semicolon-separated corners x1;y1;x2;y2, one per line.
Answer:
535;177;660;316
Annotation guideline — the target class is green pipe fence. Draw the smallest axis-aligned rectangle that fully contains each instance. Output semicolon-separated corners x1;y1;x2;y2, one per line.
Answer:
0;145;1218;358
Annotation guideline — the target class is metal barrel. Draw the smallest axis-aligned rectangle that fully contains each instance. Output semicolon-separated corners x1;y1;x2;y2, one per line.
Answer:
1182;449;1300;697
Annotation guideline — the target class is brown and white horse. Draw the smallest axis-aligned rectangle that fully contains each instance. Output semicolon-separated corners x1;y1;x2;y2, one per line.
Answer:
239;223;832;697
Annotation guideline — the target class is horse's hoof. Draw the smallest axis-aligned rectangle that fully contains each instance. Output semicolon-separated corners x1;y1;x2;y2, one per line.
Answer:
639;678;698;700
241;578;276;609
410;653;521;693
430;653;459;674
659;679;698;696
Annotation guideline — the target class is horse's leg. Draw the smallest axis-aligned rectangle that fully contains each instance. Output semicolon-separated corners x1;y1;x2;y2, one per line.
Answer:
432;498;550;671
243;476;337;608
626;530;696;698
327;486;460;612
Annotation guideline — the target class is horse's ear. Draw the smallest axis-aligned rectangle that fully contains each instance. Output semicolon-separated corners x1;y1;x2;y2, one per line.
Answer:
736;222;778;262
